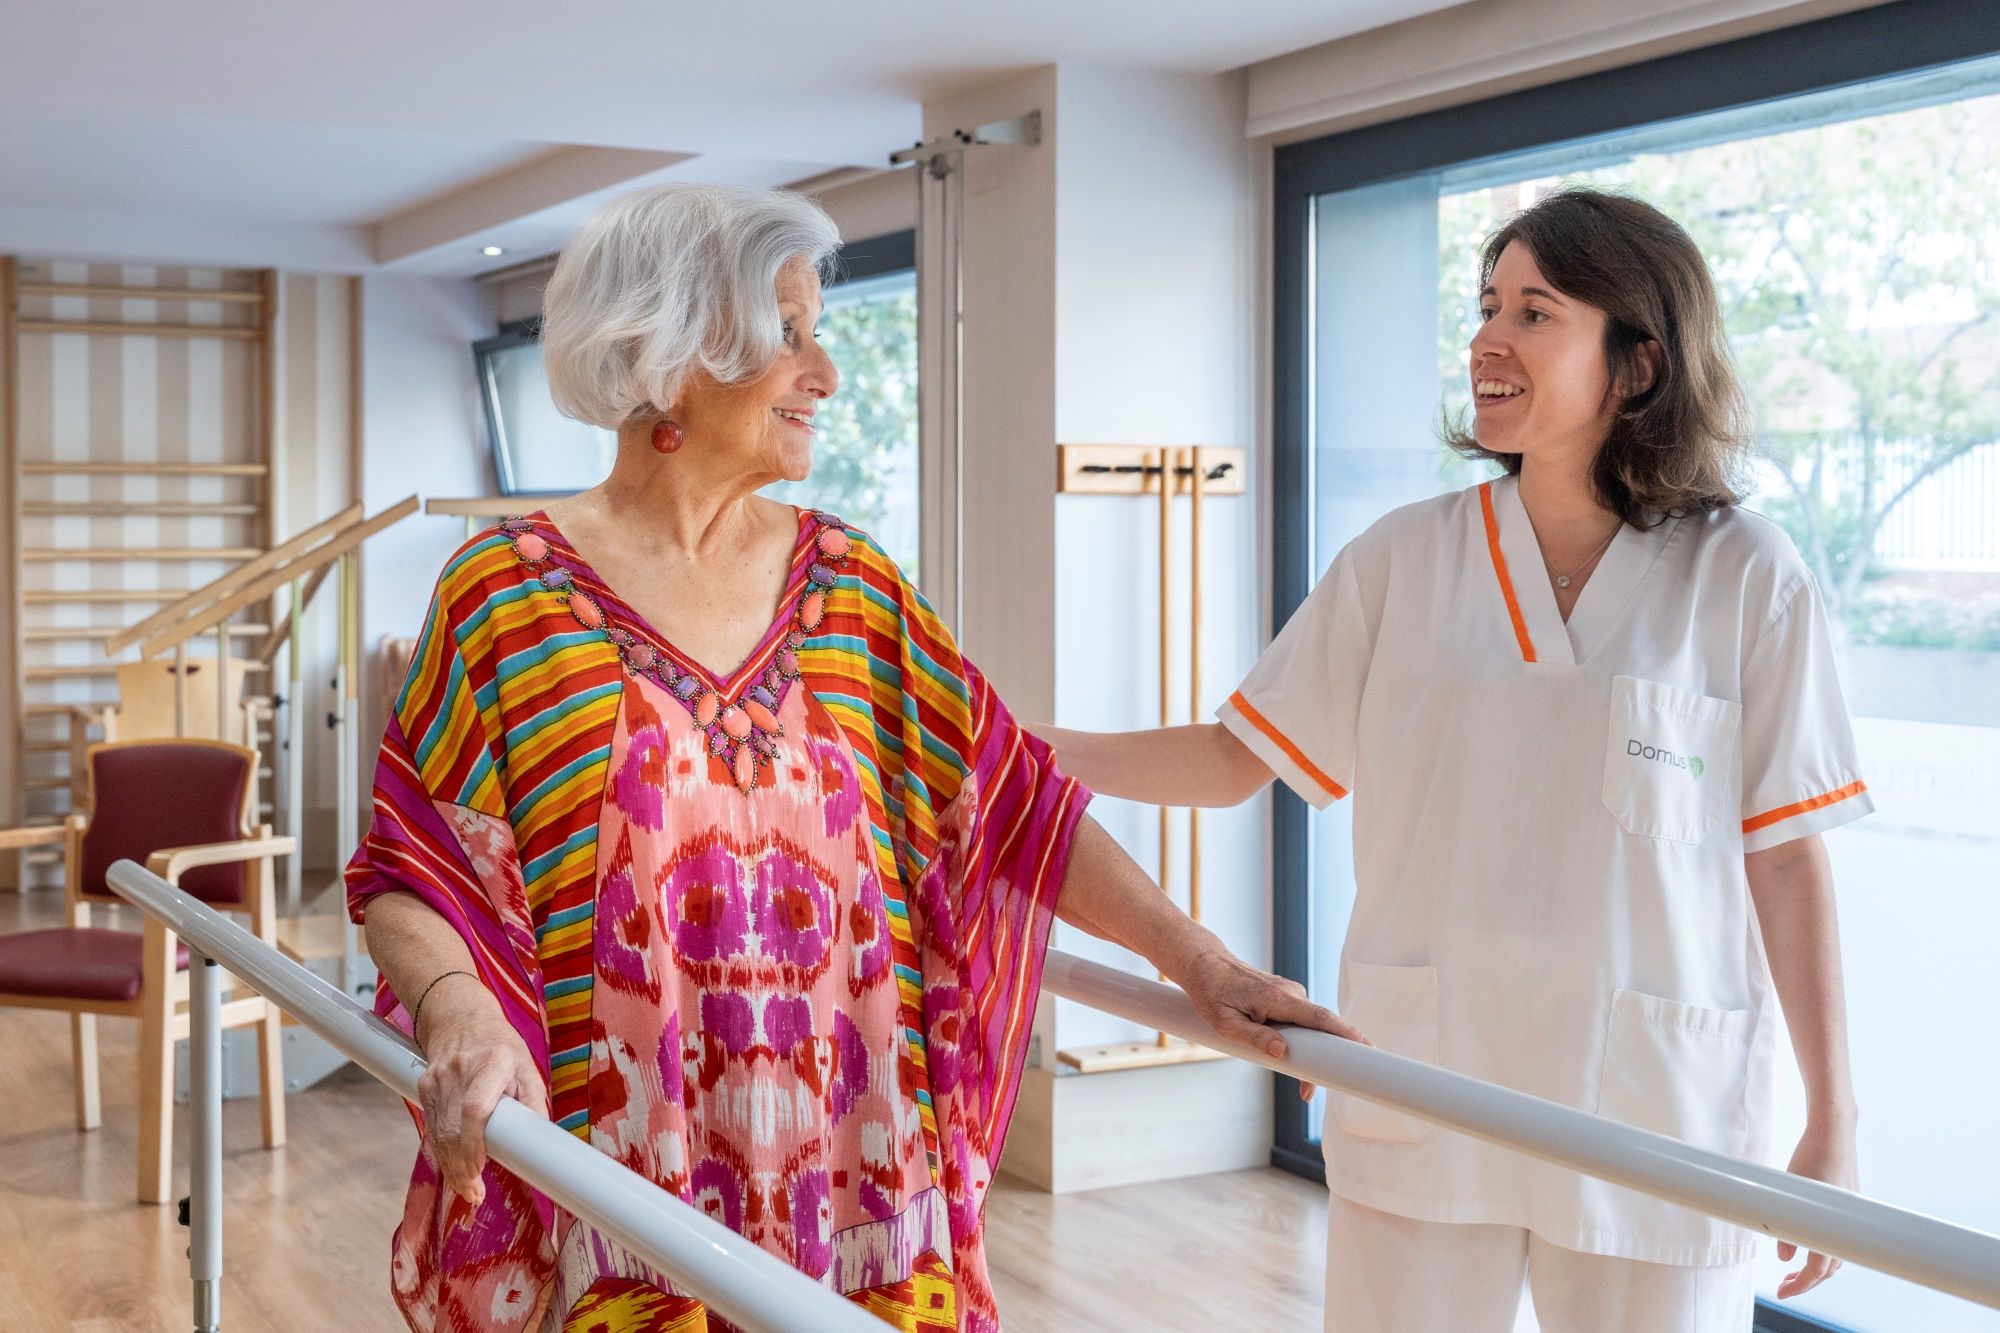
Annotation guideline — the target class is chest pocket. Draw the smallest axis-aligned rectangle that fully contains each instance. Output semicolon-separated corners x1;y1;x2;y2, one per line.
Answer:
1601;676;1740;844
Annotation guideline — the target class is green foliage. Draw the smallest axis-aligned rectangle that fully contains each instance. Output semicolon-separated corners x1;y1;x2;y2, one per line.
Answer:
1851;587;2000;652
766;287;919;572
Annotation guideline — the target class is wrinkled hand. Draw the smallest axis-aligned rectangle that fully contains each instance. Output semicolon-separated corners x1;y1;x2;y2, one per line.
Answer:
1179;948;1370;1099
414;976;548;1206
1776;1118;1859;1299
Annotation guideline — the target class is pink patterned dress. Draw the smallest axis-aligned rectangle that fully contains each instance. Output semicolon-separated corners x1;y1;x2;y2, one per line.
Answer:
346;509;1089;1332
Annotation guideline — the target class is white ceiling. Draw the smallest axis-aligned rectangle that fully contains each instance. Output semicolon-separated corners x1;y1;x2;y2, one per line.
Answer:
0;0;1471;275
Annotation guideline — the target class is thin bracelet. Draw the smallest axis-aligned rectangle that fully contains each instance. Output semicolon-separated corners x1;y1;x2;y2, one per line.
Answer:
410;969;478;1041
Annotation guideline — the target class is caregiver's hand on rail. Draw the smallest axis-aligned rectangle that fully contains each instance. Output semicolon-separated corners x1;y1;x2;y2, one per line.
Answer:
365;889;550;1205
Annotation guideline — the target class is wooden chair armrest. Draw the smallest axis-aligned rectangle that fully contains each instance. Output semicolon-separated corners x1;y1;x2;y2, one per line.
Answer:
145;835;300;883
0;825;71;852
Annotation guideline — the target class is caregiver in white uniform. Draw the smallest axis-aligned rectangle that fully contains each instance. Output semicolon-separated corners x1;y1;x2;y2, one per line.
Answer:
1040;188;1870;1330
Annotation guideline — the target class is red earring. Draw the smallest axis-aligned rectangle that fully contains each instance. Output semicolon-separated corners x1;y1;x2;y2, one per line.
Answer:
651;419;683;454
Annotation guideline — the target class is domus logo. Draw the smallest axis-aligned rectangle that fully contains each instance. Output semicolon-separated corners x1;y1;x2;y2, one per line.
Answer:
1627;738;1704;779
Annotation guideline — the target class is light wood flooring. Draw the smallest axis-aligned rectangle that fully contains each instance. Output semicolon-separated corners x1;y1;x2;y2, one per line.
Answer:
0;889;1328;1331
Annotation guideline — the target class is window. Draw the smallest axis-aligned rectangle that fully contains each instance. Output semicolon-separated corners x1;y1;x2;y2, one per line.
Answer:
1272;8;2000;1330
762;232;919;573
473;231;919;573
475;320;616;494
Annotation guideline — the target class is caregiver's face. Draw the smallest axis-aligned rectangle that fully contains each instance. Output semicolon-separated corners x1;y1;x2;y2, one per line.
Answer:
1467;241;1618;463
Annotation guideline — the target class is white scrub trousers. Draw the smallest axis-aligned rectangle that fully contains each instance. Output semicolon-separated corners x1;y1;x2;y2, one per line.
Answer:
1323;1193;1757;1332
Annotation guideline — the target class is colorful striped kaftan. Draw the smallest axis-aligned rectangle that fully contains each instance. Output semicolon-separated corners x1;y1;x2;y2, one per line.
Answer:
345;508;1089;1332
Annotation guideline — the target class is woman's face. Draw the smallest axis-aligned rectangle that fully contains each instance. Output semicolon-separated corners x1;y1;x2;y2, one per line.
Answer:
1468;241;1621;467
675;256;839;484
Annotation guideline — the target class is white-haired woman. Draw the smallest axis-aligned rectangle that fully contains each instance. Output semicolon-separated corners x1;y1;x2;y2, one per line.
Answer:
346;183;1357;1333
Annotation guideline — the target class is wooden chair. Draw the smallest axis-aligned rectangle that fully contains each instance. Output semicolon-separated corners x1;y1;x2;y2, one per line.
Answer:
0;739;294;1204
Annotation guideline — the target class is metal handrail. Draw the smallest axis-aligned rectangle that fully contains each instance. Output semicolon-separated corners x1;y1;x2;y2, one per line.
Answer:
104;860;884;1333
1041;950;2000;1313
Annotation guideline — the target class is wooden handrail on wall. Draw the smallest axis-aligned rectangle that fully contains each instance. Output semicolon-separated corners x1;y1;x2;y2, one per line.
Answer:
106;504;362;657
133;496;419;662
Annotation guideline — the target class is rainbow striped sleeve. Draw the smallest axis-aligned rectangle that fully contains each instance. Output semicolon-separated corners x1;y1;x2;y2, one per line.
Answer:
344;532;575;1075
809;534;1091;1169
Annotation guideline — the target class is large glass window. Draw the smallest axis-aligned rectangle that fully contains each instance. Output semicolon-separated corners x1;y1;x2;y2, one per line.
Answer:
762;262;919;573
1276;15;2000;1331
474;233;919;572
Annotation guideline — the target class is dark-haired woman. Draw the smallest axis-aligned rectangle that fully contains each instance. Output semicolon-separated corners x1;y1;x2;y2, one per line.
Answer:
1037;188;1870;1329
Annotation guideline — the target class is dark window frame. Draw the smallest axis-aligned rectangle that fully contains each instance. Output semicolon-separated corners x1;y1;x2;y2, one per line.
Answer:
1269;3;2000;1326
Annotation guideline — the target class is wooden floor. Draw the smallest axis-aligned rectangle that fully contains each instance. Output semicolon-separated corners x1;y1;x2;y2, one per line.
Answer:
0;889;1328;1331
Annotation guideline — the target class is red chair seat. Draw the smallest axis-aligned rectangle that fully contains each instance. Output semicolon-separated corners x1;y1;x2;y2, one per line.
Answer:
0;928;190;1004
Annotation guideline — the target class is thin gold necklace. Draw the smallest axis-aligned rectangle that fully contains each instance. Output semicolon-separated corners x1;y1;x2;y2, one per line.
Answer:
1552;526;1619;589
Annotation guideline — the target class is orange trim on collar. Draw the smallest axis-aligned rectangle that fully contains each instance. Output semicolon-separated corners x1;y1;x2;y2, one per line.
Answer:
1228;691;1348;800
1479;482;1537;664
1743;779;1868;835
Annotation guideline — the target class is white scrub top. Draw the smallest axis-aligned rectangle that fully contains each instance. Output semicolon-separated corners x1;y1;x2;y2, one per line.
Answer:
1220;474;1873;1266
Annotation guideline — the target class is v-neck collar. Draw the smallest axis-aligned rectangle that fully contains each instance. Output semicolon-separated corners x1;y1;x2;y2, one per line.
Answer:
529;505;818;694
1480;475;1680;667
501;505;854;795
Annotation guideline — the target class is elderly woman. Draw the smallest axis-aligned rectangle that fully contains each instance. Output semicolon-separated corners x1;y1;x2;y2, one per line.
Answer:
347;182;1349;1333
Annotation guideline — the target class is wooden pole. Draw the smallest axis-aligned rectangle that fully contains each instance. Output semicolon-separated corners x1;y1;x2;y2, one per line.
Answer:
215;624;230;743
1;255;20;890
1189;447;1204;928
284;577;303;910
1156;447;1173;1046
173;643;189;738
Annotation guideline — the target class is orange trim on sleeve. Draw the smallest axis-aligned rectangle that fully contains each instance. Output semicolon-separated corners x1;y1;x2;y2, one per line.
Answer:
1479;482;1537;664
1742;780;1868;835
1227;691;1348;800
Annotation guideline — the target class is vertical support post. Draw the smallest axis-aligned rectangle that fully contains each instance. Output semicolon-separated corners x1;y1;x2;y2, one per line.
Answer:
284;577;303;912
0;256;21;891
1155;447;1173;1047
215;623;230;743
174;643;190;737
338;549;360;991
1188;446;1204;928
914;150;966;630
189;952;223;1333
258;270;281;878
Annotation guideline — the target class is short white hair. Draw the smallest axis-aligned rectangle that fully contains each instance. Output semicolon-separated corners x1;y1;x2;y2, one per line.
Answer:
540;183;841;429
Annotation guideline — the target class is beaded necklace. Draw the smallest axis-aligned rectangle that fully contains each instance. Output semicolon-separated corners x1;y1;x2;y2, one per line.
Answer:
502;509;852;794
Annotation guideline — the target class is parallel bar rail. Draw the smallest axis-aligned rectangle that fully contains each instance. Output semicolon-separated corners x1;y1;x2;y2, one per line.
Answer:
1041;950;2000;1313
104;861;885;1333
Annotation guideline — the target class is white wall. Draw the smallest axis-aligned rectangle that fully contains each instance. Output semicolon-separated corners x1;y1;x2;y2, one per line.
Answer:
922;68;1061;715
924;63;1276;1189
1050;65;1264;1050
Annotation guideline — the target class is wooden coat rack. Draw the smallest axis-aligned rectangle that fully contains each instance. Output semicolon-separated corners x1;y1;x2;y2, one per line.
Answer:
1055;444;1245;1074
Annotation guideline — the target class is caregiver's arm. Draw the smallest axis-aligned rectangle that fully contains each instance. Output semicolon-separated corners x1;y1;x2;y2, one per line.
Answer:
1036;723;1274;808
1053;815;1366;1057
364;890;547;1204
1745;833;1858;1299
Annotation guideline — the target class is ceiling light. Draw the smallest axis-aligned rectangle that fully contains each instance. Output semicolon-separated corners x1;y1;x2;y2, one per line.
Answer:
481;245;505;257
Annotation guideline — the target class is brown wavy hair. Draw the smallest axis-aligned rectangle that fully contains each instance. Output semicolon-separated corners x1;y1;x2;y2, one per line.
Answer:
1445;188;1749;527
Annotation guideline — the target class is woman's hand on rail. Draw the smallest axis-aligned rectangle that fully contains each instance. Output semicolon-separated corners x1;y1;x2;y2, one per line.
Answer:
414;978;548;1206
1179;946;1370;1101
1774;1117;1859;1299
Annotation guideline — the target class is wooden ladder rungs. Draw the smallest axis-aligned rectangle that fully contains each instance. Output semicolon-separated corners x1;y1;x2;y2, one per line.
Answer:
18;282;263;305
23;624;269;641
24;547;260;561
20;462;267;477
16;318;260;341
24;502;263;518
25;589;192;604
24;662;270;679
